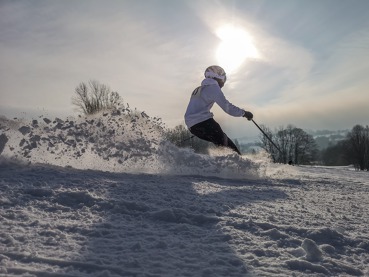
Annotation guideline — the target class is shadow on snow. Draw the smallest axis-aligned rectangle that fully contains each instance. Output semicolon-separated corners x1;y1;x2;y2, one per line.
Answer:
0;161;288;276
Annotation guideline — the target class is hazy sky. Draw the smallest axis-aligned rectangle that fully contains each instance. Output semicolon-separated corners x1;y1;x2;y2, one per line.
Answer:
1;0;369;138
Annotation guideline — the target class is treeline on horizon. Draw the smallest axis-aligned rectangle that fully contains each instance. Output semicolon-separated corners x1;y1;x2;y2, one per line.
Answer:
166;123;369;171
72;80;368;171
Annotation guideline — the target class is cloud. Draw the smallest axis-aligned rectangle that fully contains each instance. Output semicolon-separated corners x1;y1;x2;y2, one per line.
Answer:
205;5;369;133
0;1;208;121
259;27;369;128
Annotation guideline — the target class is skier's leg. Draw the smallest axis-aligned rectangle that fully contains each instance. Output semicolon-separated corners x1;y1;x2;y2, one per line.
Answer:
190;118;241;154
189;119;220;142
224;136;242;155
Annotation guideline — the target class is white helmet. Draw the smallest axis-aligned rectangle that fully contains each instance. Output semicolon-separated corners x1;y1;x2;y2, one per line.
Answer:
204;65;227;83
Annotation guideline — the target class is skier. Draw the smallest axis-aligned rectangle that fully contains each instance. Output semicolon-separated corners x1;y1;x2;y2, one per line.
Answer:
184;65;253;155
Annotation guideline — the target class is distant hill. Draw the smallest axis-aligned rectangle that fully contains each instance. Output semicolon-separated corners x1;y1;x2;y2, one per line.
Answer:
307;129;349;150
236;129;349;153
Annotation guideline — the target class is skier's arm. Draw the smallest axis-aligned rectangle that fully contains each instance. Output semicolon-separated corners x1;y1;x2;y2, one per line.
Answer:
213;88;245;117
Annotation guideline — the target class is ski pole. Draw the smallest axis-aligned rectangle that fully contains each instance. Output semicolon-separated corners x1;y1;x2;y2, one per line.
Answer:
251;119;283;155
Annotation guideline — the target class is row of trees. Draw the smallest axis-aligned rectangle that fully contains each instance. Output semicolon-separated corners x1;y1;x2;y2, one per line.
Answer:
322;125;369;170
258;124;369;170
165;123;368;170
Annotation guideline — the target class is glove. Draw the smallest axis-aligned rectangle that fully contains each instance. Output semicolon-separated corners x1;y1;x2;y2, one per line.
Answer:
243;111;253;121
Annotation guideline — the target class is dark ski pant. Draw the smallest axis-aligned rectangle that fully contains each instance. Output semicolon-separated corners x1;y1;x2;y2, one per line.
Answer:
189;118;241;155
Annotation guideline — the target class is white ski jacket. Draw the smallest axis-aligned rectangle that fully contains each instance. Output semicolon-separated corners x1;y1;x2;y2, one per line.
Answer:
184;78;245;128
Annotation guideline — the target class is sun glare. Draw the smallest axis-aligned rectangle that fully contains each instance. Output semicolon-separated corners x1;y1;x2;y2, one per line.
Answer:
216;25;259;74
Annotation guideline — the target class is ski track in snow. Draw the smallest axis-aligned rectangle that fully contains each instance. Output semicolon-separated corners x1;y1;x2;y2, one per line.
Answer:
0;110;369;277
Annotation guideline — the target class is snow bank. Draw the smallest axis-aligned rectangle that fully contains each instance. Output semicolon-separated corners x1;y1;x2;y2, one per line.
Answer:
0;108;266;179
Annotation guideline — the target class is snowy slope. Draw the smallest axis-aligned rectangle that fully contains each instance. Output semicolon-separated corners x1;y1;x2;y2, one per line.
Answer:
1;110;368;276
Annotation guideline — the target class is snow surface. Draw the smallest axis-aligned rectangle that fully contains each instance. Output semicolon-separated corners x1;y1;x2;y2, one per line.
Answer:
1;109;369;276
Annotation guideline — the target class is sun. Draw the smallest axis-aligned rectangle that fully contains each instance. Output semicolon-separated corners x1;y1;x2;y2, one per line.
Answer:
216;25;259;74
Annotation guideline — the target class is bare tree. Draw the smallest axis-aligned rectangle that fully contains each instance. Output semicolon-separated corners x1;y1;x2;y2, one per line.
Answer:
321;140;350;166
258;124;317;164
165;124;211;154
72;80;123;115
346;124;369;170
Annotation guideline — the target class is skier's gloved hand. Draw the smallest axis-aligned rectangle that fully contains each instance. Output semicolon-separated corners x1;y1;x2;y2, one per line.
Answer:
243;111;253;121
